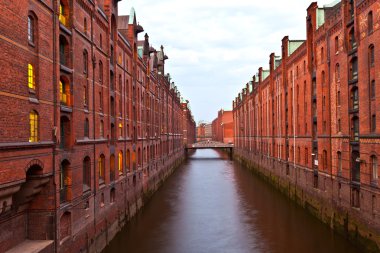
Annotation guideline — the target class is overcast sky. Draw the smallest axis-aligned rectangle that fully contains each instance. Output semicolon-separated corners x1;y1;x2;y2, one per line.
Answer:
118;0;334;124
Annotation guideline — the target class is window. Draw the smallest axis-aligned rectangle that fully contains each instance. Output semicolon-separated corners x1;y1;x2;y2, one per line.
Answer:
29;110;38;142
84;118;89;137
100;120;104;137
335;64;340;82
98;155;105;184
83;157;91;191
352;116;359;141
28;15;34;43
60;160;70;203
83;50;88;76
99;61;103;83
59;35;69;66
372;114;376;132
337;91;341;106
369;45;374;67
303;60;306;74
351;87;359;110
84;18;87;34
59;2;68;26
84;83;88;106
110;154;115;182
338;119;341;132
323;150;327;171
119;123;123;137
28;63;35;90
99;90;103;110
118;151;123;175
335;36;339;53
60;77;70;106
349;28;356;50
371;80;375;99
322;71;325;86
337;151;342;176
321;47;324;63
368;11;373;34
372;155;378;182
349;57;358;80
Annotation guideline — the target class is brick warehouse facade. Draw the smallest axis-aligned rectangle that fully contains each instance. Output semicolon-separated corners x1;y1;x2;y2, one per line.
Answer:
233;0;380;251
0;0;195;252
211;109;234;144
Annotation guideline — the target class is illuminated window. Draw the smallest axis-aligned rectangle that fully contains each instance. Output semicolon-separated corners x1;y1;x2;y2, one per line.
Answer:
59;79;69;105
118;151;123;175
119;123;123;137
29;110;38;142
28;16;34;43
59;3;68;26
28;63;35;90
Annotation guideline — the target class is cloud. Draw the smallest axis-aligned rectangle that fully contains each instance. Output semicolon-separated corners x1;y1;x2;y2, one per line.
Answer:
118;0;336;123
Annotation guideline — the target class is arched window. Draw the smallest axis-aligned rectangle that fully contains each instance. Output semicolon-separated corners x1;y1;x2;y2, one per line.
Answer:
337;90;341;106
28;15;35;43
351;151;360;182
99;61;103;83
372;114;376;132
368;11;373;34
118;151;123;175
337;151;342;176
83;157;91;191
334;36;339;53
323;150;327;171
29;110;38;142
371;155;378;182
119;122;123;137
100;120;104;137
349;28;356;50
350;87;359;110
83;50;88;76
351;116;359;141
369;45;375;67
28;63;35;90
349;57;358;80
371;80;376;99
126;149;131;172
110;154;115;181
84;118;89;137
60;160;70;203
84;18;87;34
59;35;69;66
98;154;105;184
335;63;340;82
321;47;324;62
60;116;70;149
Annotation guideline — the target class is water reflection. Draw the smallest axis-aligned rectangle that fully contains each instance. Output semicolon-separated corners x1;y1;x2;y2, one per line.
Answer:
103;149;360;253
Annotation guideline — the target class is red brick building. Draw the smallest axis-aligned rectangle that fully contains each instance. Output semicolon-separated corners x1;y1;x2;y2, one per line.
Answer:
212;109;234;144
196;122;212;142
182;101;196;145
233;0;380;250
0;1;195;252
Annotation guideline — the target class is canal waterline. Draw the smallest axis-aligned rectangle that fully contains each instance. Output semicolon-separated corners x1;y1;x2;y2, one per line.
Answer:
103;149;361;253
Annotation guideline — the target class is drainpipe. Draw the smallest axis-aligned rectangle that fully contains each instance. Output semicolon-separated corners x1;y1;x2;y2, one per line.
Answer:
52;1;58;252
90;11;97;244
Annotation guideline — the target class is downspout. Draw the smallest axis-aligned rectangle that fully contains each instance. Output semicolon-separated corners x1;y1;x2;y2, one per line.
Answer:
52;1;58;252
90;11;97;241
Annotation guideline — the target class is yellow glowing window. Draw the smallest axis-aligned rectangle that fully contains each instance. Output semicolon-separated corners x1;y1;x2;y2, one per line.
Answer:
118;152;123;174
59;4;67;26
29;110;38;142
98;156;105;180
28;64;35;90
60;80;67;104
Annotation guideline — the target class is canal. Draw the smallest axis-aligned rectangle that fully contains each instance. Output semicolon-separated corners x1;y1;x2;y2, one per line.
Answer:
103;149;360;253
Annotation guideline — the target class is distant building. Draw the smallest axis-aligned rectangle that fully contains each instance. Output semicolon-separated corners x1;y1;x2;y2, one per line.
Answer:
212;109;234;144
196;122;212;142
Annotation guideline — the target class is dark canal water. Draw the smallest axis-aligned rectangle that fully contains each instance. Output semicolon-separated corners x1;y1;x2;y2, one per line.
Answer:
103;149;360;253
